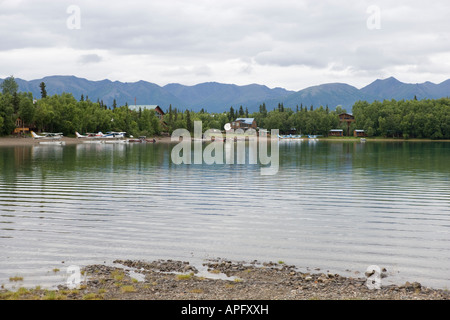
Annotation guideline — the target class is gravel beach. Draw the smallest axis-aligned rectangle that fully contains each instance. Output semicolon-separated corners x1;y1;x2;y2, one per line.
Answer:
2;259;448;300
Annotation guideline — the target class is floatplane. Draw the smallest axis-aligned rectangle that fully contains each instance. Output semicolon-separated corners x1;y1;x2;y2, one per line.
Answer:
31;131;63;140
307;135;322;141
76;132;104;139
278;134;304;140
76;131;129;144
31;131;66;145
76;131;126;139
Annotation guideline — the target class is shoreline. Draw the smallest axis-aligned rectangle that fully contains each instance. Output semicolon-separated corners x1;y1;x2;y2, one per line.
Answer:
1;259;449;300
0;135;449;147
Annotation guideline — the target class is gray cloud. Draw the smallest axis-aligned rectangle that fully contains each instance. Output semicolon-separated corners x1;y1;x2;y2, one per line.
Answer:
78;54;102;64
1;0;450;89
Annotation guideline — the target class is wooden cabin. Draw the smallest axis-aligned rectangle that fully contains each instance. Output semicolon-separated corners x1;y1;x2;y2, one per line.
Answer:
354;129;366;137
338;113;355;122
13;117;33;135
339;113;355;136
329;129;344;137
129;105;167;128
231;118;257;130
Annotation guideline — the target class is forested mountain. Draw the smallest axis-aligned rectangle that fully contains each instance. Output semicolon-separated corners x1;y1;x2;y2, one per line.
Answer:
2;75;450;113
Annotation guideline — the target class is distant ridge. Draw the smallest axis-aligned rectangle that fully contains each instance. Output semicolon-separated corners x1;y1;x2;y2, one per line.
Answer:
3;75;450;113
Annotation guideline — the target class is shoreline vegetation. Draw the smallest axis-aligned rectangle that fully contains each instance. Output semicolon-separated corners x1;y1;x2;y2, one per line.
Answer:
1;76;449;141
1;259;449;300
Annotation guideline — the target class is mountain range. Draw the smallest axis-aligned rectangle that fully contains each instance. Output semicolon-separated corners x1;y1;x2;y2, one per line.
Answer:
4;75;450;113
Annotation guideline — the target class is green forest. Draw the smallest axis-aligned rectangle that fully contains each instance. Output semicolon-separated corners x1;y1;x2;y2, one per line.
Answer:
1;76;449;139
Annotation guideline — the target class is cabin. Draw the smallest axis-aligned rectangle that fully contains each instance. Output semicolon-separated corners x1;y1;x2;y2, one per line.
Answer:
354;129;366;137
231;118;257;130
338;113;355;136
13;117;34;135
329;129;343;137
130;105;165;120
338;113;355;122
129;105;167;128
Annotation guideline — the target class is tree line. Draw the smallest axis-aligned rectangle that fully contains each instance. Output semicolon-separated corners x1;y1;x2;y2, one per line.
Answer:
1;75;449;139
352;99;450;139
165;100;450;139
0;76;162;137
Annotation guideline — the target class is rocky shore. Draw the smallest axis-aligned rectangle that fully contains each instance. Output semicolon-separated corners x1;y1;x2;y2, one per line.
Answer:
1;259;448;300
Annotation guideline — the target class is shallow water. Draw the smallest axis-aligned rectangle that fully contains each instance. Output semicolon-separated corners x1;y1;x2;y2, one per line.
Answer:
0;140;449;289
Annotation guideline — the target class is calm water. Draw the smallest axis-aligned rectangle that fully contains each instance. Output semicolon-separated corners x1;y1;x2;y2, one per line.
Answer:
0;140;449;290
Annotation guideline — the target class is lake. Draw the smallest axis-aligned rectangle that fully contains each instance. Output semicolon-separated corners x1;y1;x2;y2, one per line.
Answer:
0;140;449;290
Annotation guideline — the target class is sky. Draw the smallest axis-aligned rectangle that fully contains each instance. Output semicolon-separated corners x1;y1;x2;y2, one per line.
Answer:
1;0;450;91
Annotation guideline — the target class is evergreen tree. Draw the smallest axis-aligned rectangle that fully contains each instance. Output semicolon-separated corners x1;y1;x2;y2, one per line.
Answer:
229;106;235;121
185;109;192;132
239;105;244;117
39;82;47;98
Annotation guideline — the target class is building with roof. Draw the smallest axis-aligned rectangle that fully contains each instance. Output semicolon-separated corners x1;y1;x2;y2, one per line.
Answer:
231;118;257;130
354;129;366;137
329;129;344;137
338;113;355;136
128;105;165;121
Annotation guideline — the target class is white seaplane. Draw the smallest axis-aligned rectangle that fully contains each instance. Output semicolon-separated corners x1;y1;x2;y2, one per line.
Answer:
103;132;126;139
31;131;63;140
76;132;106;139
76;131;126;139
278;134;304;140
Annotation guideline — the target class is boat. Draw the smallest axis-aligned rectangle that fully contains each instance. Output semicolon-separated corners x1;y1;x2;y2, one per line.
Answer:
360;138;367;142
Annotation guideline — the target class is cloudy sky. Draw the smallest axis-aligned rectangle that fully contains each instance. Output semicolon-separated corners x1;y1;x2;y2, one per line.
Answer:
1;0;450;90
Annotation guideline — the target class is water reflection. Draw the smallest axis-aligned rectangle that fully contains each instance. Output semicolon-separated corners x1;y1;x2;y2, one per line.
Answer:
0;141;449;290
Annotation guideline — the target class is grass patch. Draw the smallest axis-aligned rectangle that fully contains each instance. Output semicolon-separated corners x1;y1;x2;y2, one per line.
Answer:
209;269;221;274
111;269;125;281
9;276;23;282
176;273;194;280
82;293;103;300
189;288;204;294
43;290;67;300
120;285;136;293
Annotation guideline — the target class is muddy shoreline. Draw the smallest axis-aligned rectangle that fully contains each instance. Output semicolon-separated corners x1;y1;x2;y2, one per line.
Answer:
2;259;448;300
